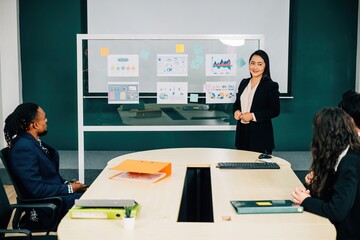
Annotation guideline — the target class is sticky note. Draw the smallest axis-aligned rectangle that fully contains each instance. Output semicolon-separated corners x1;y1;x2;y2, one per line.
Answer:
237;57;246;68
256;201;272;206
189;94;198;102
194;55;204;64
191;60;201;70
140;50;150;60
100;48;109;56
176;44;185;53
193;45;203;55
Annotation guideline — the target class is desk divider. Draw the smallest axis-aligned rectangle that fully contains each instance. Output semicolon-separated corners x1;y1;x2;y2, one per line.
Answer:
177;167;214;222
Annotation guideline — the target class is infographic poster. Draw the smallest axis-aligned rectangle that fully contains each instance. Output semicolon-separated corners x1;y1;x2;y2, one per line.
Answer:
157;54;188;76
108;82;139;104
157;82;188;104
205;54;237;76
204;81;236;104
107;55;139;77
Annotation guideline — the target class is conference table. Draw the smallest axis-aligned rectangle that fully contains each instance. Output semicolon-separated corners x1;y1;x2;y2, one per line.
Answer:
58;148;335;239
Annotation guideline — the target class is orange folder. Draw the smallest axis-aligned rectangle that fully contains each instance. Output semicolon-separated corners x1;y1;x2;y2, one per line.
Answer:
110;159;172;183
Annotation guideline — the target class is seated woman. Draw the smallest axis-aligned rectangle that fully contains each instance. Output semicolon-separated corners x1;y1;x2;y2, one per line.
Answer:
292;107;360;240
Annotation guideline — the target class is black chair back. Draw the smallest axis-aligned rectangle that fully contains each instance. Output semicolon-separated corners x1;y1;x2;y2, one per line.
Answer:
0;177;58;239
0;147;63;234
0;147;26;200
0;177;12;230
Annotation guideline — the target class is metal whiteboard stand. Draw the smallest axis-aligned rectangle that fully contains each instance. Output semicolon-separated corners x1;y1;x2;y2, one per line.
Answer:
76;34;264;182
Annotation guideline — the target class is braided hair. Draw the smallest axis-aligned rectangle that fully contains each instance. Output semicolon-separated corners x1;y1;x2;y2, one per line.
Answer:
4;103;39;147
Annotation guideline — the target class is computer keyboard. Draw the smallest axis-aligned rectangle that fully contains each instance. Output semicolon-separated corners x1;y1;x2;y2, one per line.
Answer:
217;162;280;169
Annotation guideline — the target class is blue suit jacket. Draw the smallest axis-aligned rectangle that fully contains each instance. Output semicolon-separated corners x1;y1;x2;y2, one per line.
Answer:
9;132;69;199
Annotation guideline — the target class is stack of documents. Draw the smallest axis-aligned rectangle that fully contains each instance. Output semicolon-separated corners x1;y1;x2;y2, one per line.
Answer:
69;201;140;219
110;159;172;183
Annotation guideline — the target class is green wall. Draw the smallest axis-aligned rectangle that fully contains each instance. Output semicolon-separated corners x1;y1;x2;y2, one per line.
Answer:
19;0;85;149
19;0;358;151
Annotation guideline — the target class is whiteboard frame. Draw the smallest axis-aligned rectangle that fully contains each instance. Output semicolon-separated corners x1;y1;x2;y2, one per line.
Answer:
76;34;265;181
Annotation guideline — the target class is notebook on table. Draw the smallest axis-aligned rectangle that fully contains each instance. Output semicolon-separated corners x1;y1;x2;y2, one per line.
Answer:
70;201;140;219
230;200;303;214
75;199;136;208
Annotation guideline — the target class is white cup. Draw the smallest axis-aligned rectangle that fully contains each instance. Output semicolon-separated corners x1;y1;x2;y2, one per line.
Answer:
123;217;135;229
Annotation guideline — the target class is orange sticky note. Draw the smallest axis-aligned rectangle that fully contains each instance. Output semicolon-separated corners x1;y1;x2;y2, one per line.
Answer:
100;48;109;56
176;44;184;53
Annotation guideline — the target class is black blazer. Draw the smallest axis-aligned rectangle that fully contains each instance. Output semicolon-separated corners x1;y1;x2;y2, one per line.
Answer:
233;77;280;152
302;150;360;240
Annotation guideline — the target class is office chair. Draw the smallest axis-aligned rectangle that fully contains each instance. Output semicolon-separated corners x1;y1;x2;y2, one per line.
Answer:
0;147;63;234
0;177;58;239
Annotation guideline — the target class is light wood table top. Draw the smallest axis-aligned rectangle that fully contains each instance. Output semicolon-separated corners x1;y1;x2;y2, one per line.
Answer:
58;148;335;240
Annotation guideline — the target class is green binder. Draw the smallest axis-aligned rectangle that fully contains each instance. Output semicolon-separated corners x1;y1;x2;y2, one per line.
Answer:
230;200;303;214
69;203;140;219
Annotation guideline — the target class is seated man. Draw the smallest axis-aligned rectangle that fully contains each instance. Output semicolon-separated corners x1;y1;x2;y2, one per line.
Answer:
4;103;87;226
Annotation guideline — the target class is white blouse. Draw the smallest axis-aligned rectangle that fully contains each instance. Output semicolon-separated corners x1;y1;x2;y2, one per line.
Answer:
334;145;349;172
240;80;259;123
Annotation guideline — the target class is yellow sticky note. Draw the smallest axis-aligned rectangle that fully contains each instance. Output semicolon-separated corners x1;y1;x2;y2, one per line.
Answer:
256;201;272;206
100;48;109;56
176;44;184;53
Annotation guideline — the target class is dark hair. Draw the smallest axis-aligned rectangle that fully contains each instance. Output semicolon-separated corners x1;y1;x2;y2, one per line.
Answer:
340;92;360;129
4;103;39;147
338;90;357;108
309;107;360;197
249;49;271;81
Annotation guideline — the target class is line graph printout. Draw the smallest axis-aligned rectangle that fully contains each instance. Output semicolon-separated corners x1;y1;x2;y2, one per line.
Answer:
157;54;188;76
206;54;237;76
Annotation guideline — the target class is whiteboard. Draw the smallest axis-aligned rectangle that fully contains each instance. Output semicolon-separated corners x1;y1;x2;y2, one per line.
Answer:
85;35;263;94
87;0;290;94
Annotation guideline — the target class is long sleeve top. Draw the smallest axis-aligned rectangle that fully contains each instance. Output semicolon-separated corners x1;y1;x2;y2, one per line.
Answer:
302;150;360;240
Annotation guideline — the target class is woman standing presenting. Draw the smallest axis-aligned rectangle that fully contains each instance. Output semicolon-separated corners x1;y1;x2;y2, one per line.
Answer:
233;50;280;154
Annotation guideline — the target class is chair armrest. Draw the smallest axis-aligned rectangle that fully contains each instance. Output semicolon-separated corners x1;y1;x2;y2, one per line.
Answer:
17;196;63;231
12;203;57;211
11;203;57;235
18;196;63;206
0;229;31;239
